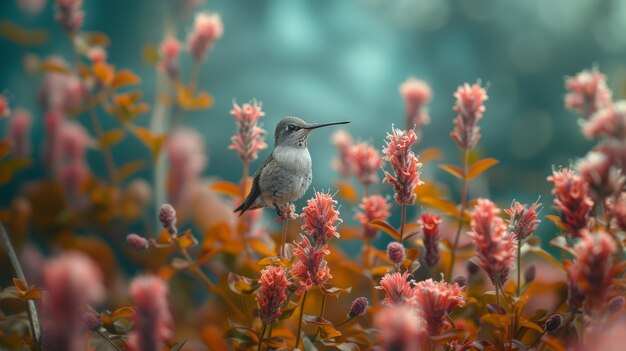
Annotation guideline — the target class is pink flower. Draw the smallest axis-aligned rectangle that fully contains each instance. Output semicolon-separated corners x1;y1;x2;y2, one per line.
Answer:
87;47;107;63
301;192;341;247
126;276;173;351
547;168;593;237
38;57;86;112
159;36;181;80
55;0;83;32
229;100;267;163
158;203;178;234
256;266;291;325
399;77;432;133
420;213;442;268
0;94;9;118
41;251;105;351
166;128;207;204
450;82;488;150
43;110;64;168
331;129;354;177
350;142;384;186
583;101;626;139
375;306;426;351
290;236;332;294
58;159;90;195
127;233;151;250
387;242;405;265
382;127;423;205
504;200;541;241
578;151;622;200
565;67;612;120
468;199;517;285
568;231;618;311
612;192;626;232
412;279;464;335
355;195;391;240
187;12;223;61
7;108;32;158
376;271;414;306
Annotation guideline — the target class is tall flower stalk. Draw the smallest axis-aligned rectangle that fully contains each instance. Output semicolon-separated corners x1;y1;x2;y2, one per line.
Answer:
505;200;541;296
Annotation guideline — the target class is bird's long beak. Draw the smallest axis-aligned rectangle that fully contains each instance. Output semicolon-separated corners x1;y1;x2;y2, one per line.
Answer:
305;121;350;130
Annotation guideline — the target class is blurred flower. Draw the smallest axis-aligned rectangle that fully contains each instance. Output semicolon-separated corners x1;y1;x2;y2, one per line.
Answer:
468;199;517;285
450;82;488;150
256;266;291;325
126;276;173;351
411;279;464;335
544;314;563;332
87;47;107;64
355;195;391;240
583;101;626;139
578;151;622;201
547;168;593;237
350;142;383;186
126;233;151;250
565;67;612;120
41;251;105;351
81;312;100;331
291;236;331;294
7;108;32;158
43;110;64;168
567;273;586;312
568;231;618;311
158;203;178;235
399;77;432;133
376;271;414;306
386;242;405;265
374;306;425;351
349;297;369;317
38;57;86;112
58;122;90;160
420;213;441;268
166;128;207;204
229;100;267;163
58;159;90;195
17;0;47;16
524;264;536;284
612;192;626;232
382;127;423;205
187;12;223;61
331;129;354;177
452;276;467;288
301;192;341;247
55;0;83;33
0;94;9;118
159;36;181;80
505;200;541;241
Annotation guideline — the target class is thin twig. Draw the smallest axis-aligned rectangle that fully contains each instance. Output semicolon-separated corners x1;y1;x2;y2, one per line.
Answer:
399;204;407;242
96;330;123;351
448;148;470;281
294;290;309;349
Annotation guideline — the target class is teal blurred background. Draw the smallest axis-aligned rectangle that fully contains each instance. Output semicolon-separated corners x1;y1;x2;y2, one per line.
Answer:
1;0;625;227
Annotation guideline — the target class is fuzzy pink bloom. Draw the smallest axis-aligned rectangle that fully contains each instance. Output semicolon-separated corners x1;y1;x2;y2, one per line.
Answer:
57;122;90;160
350;142;384;186
275;202;298;223
55;0;83;32
412;279;464;335
468;199;517;285
375;306;426;351
39;62;86;113
355;195;391;240
583;101;626;139
290;236;332;294
301;192;341;247
331;129;354;177
504;200;541;241
387;242;405;265
578;151;622;200
158;36;181;80
58;159;90;195
382;127;423;205
450;82;488;149
565;67;612;120
41;251;105;351
568;231;618;311
158;203;177;233
7;109;32;158
229;100;267;163
17;0;47;15
127;233;151;250
87;46;107;63
166;128;207;204
612;192;626;231
420;213;442;267
0;94;9;118
256;266;291;325
126;276;173;351
376;271;414;306
547;168;593;237
399;77;433;133
187;12;223;61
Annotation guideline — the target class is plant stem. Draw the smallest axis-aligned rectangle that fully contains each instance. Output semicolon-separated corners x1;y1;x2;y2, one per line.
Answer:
495;279;501;312
314;293;328;340
399;204;407;242
89;107;118;184
257;323;267;351
295;290;309;349
281;219;288;257
363;184;369;197
448;148;470;281
0;221;40;344
96;330;123;351
516;237;522;297
334;316;355;328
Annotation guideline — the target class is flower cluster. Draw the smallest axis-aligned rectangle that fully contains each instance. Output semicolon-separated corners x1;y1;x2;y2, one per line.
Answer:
420;213;441;267
412;279;464;335
399;77;433;133
450;82;488;149
55;0;83;33
467;199;517;285
229;100;267;163
350;142;384;186
382;127;423;205
504;200;541;241
331;130;354;177
564;67;612;119
290;236;332;294
583;101;626;139
375;306;426;351
577;151;622;201
355;194;391;240
159;36;182;80
126;276;173;351
547;168;593;237
187;12;223;61
376;271;414;306
300;191;341;247
256;266;291;325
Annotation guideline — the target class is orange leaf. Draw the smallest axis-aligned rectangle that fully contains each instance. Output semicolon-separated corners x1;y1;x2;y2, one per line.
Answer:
84;32;110;47
248;239;275;257
142;43;159;65
439;164;463;179
420;197;458;217
172;229;198;249
131;126;167;159
39;58;70;74
111;70;141;89
98;129;125;149
0;20;48;46
336;180;358;203
176;84;214;110
115;160;144;182
12;278;27;291
545;214;566;231
210;181;242;199
369;219;401;241
93;62;114;85
419;147;443;164
466;158;498;180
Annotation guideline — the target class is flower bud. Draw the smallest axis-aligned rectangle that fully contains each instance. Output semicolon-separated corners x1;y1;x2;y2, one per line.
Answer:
386;242;405;265
524;264;536;284
158;203;177;234
126;233;150;250
544;314;563;332
82;312;101;331
349;297;369;317
608;296;625;314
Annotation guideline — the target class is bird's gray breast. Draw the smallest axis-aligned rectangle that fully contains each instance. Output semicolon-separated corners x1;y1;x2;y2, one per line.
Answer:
259;146;312;204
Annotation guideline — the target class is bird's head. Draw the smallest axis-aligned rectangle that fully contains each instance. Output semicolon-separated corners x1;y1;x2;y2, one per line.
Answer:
274;116;349;148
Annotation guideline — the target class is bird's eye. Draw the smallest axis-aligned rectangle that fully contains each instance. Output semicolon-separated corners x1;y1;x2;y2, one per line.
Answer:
288;125;300;131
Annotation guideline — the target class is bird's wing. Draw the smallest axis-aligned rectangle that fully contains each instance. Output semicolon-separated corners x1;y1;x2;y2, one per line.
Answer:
234;155;272;215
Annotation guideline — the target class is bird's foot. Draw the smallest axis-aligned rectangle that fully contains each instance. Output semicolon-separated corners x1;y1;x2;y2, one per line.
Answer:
274;203;297;223
273;203;283;218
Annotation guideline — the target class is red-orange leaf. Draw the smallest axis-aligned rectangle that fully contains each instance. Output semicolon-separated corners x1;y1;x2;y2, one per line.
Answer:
336;180;358;204
369;219;401;241
466;158;498;180
98;129;125;149
439;164;463;179
210;181;242;199
419;147;443;164
116;160;144;182
420;197;458;218
111;70;141;89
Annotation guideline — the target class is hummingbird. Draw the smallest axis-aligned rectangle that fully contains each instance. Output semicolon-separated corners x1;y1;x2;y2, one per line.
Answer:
234;116;349;217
